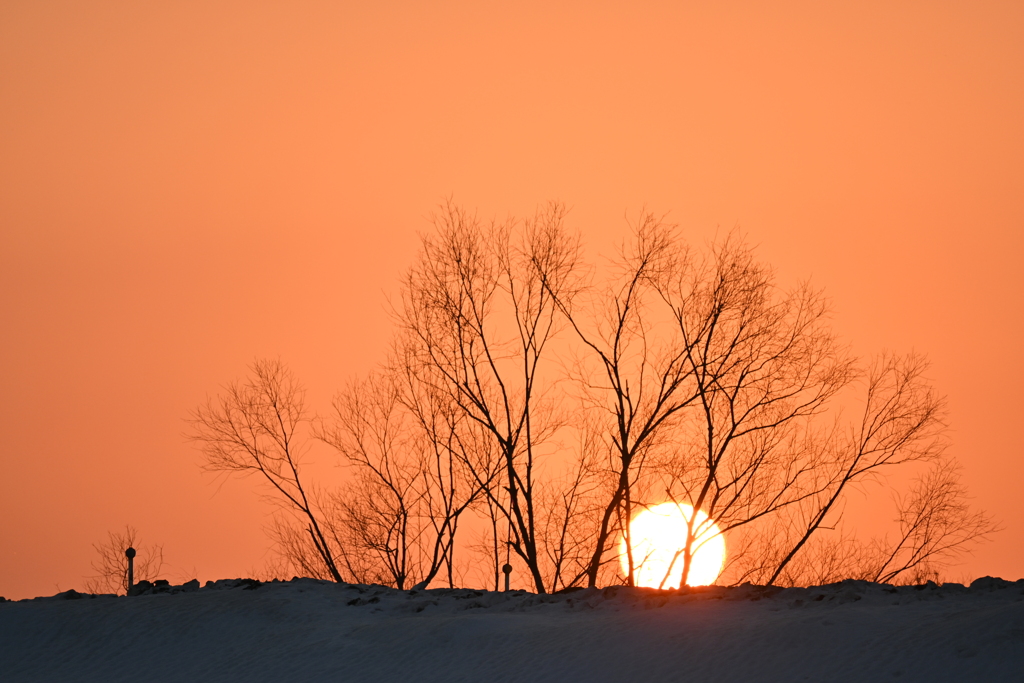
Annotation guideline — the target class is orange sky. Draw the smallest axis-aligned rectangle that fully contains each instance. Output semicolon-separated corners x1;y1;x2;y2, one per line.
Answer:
1;1;1022;599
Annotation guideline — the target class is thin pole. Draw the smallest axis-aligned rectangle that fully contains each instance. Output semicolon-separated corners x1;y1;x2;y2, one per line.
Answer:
125;547;136;594
502;519;512;591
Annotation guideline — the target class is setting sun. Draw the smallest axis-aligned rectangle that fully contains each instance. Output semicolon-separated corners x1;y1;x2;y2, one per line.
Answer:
621;503;726;588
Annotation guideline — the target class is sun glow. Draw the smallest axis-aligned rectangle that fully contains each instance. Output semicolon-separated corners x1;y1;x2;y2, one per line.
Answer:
620;503;726;588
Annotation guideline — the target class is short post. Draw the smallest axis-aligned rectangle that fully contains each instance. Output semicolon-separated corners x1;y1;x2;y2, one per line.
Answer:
502;563;512;592
125;547;136;594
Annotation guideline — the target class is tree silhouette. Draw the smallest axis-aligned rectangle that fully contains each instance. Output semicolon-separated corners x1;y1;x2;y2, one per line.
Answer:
85;526;164;595
189;202;997;590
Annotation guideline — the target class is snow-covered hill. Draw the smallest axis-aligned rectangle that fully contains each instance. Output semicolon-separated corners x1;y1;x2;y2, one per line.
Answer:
3;577;1022;682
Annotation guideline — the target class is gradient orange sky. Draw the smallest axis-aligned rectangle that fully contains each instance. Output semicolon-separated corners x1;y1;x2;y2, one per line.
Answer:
2;1;1022;599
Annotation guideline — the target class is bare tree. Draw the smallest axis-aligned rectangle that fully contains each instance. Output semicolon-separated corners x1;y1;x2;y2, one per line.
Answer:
317;347;498;590
762;353;949;585
396;200;581;592
85;526;164;595
645;234;855;587
535;420;609;591
187;359;344;582
394;352;501;589
677;330;995;587
740;458;998;587
395;208;991;590
547;229;853;588
536;212;710;587
261;514;340;580
557;228;983;590
467;476;510;591
869;459;998;584
318;373;423;588
186;204;995;592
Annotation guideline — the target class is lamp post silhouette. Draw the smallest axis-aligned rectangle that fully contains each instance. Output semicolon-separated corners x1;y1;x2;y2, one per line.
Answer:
502;563;512;592
502;522;513;592
125;547;136;594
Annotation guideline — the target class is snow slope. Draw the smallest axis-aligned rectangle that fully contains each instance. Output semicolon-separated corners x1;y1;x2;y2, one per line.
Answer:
2;578;1022;682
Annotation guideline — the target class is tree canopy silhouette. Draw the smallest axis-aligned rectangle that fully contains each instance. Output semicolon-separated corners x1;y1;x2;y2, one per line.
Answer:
189;202;996;591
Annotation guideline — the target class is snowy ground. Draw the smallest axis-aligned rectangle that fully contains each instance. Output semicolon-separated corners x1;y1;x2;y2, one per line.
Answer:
2;577;1023;682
